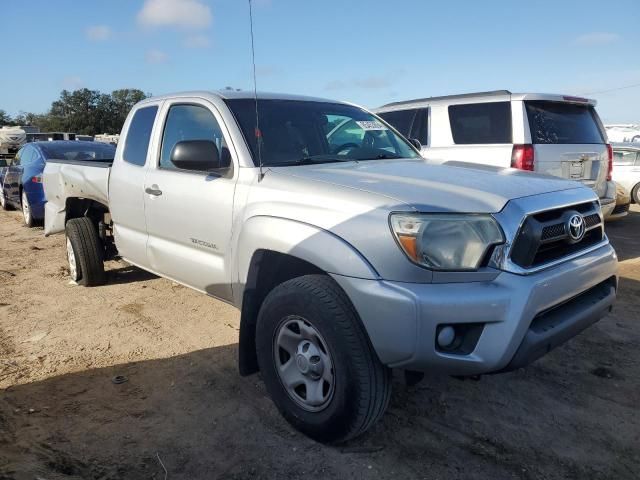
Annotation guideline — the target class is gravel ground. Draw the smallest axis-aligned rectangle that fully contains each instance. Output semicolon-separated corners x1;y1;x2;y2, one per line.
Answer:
0;205;639;480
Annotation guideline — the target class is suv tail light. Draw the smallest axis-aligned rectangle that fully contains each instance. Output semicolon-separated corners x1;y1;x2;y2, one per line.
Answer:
606;144;613;181
31;175;42;183
511;144;535;171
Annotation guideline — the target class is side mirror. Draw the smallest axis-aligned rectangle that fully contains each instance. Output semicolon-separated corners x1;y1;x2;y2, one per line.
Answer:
409;138;422;150
170;140;229;172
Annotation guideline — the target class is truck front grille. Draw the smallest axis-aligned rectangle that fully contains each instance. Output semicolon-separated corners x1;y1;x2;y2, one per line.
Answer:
510;201;604;269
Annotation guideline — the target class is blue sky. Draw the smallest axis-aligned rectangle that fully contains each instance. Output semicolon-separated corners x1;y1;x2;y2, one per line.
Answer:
2;0;639;123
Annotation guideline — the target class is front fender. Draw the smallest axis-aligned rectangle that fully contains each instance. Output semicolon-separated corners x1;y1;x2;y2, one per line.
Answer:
233;215;379;305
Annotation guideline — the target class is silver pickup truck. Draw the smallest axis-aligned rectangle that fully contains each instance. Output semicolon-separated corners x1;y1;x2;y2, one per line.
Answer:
43;91;618;443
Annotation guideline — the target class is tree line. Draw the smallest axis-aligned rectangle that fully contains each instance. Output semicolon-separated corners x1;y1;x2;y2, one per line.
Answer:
0;88;149;135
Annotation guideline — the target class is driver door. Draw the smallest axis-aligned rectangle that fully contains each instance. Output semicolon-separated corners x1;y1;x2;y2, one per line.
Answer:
143;99;238;301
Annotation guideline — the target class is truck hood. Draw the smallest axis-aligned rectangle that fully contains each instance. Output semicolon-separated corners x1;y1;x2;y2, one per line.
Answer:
273;159;584;213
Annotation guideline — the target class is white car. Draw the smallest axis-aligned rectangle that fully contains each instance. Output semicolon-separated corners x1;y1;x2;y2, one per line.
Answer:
612;143;640;203
375;90;616;217
606;125;640;143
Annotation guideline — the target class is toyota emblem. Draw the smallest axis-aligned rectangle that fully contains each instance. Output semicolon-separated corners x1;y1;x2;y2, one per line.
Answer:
567;214;586;242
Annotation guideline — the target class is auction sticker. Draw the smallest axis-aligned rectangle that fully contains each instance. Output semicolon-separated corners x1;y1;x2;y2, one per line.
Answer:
356;120;388;131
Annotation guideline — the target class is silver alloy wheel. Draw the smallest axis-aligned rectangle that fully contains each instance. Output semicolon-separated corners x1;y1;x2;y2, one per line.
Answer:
274;315;335;412
0;190;5;208
21;191;31;225
66;237;79;281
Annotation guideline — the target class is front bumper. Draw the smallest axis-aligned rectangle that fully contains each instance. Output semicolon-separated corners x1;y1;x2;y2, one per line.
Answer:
332;243;617;376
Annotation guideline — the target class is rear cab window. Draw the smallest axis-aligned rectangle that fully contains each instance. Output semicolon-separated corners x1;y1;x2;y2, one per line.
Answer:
525;101;604;144
448;102;512;144
123;105;159;166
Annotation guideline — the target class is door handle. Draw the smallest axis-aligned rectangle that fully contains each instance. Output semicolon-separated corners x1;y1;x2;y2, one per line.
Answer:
145;187;162;196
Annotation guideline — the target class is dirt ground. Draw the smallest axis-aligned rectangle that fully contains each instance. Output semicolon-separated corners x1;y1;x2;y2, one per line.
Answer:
0;205;638;480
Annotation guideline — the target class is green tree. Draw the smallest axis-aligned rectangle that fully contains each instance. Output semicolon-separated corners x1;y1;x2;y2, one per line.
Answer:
0;109;14;125
6;88;149;135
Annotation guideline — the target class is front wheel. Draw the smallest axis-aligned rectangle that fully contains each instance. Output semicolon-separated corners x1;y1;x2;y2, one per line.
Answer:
65;217;106;286
256;274;391;443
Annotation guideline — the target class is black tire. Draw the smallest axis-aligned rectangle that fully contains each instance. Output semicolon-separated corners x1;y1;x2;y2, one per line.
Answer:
256;274;391;443
632;183;640;204
65;217;106;286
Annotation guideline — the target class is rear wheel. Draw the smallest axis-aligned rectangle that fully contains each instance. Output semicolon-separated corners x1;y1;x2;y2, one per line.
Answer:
256;274;391;443
65;217;106;286
21;191;34;227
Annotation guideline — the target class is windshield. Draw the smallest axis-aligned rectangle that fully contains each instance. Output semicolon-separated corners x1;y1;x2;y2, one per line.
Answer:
39;142;116;162
225;99;419;166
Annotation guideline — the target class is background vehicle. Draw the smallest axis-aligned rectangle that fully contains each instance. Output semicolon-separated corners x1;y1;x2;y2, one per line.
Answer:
76;135;95;142
26;132;77;142
0;126;26;159
375;90;616;217
1;141;115;226
606;124;640;143
604;183;631;221
94;133;120;145
612;143;640;204
43;91;617;443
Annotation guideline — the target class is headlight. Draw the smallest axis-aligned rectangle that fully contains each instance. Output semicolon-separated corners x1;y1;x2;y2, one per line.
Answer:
390;213;504;271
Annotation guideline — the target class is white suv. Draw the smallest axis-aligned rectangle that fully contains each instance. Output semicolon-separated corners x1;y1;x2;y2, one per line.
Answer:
375;90;616;216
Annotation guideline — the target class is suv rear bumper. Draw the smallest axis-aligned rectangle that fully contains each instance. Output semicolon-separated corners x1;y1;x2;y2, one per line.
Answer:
332;243;617;376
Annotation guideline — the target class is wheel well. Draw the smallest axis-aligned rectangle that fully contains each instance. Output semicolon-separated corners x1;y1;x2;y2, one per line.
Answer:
65;198;109;225
238;250;325;376
65;198;115;258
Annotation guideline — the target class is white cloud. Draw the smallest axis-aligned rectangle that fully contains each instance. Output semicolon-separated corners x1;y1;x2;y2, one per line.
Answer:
146;49;168;64
183;34;210;48
325;76;394;91
573;32;621;46
325;80;347;91
85;25;112;41
354;76;393;89
61;76;83;90
138;0;212;30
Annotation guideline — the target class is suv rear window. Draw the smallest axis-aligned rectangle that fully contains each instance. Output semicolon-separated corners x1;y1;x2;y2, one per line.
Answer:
448;102;512;144
525;101;604;144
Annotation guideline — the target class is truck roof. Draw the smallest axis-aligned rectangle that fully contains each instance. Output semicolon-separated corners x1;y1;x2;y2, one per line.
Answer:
377;90;597;111
137;90;347;106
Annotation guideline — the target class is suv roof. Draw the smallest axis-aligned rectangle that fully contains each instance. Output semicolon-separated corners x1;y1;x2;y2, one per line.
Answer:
378;90;597;111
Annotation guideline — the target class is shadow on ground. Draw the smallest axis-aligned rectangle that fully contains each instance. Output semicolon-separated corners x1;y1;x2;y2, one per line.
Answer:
2;295;639;480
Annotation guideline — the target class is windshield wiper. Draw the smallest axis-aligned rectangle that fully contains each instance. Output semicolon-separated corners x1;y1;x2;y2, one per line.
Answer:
274;155;357;166
361;153;403;160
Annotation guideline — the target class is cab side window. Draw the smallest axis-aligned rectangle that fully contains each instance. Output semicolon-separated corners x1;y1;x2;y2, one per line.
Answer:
123;105;158;166
160;104;228;171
